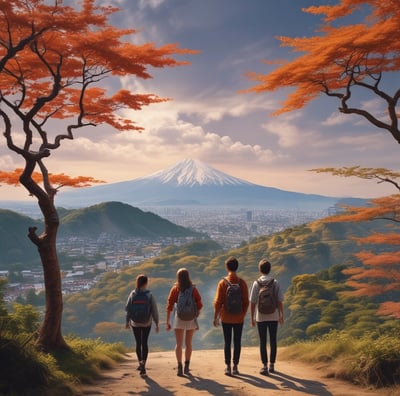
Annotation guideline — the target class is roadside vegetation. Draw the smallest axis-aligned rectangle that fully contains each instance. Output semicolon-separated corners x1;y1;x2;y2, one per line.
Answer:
0;279;127;395
281;330;400;392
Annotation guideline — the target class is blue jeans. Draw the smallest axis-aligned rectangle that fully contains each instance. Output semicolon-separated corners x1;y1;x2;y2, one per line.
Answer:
257;321;278;365
222;322;243;365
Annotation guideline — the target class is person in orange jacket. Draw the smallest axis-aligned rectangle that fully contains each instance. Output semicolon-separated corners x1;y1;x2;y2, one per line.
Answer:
166;268;203;376
213;256;249;376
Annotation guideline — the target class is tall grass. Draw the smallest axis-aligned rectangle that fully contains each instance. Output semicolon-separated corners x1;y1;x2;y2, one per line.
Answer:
280;330;400;389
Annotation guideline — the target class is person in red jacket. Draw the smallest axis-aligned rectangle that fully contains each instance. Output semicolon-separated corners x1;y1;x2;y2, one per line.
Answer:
166;268;203;376
213;256;249;376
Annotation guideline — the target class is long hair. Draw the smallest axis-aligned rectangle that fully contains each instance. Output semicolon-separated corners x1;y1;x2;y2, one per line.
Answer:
176;268;192;291
136;274;148;290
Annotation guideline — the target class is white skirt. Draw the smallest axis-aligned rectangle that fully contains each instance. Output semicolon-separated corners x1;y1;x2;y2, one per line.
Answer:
172;310;198;330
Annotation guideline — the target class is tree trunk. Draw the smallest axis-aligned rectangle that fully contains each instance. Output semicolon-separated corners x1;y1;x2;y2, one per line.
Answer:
29;197;68;352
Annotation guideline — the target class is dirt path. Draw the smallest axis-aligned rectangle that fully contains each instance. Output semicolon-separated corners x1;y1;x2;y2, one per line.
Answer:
77;347;396;396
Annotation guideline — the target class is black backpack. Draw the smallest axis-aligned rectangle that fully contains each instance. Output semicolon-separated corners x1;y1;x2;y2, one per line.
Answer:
257;278;277;314
223;278;243;314
129;289;152;323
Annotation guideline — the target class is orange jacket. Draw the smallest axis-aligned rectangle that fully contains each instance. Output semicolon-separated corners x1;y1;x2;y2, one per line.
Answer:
166;285;203;313
214;272;249;324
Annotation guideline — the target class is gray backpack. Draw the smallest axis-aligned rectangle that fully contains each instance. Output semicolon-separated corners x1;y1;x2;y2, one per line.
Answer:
176;286;197;321
257;278;277;314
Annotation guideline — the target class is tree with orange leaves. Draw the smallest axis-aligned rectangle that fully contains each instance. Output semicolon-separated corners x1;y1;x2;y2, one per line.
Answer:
0;0;195;351
245;0;400;320
312;167;400;319
246;0;400;143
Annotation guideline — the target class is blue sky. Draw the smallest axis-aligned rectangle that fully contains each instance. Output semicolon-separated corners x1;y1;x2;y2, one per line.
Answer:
1;0;398;201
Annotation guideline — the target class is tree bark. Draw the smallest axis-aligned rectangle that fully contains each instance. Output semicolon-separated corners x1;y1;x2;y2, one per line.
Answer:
28;197;68;352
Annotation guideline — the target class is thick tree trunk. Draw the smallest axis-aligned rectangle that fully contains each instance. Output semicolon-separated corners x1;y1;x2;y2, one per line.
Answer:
29;197;68;352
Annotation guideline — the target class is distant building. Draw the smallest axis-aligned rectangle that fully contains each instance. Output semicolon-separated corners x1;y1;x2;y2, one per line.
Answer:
246;210;253;222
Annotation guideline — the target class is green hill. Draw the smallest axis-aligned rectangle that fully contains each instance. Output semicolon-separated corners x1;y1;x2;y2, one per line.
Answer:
62;218;400;349
0;202;204;266
58;201;203;238
0;209;42;267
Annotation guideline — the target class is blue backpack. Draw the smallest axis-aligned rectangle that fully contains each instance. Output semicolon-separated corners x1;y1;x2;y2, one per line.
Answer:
129;289;152;323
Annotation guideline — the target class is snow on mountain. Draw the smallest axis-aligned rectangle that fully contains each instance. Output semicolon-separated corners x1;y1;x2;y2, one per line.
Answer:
54;158;344;209
138;158;252;187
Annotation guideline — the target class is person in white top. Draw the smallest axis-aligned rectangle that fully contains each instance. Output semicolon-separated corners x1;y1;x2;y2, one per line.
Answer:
250;258;284;375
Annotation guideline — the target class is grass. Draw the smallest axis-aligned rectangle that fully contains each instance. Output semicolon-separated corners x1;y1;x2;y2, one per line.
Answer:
0;332;128;395
280;330;400;391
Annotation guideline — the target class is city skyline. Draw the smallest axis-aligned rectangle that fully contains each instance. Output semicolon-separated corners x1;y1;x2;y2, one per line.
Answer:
1;0;398;201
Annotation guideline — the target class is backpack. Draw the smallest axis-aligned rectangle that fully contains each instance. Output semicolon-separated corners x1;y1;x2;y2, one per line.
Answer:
223;278;243;314
176;286;197;321
257;278;277;314
129;289;152;323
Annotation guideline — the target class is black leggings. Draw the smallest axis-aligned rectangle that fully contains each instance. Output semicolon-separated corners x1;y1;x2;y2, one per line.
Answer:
132;326;151;363
221;322;243;365
257;321;278;365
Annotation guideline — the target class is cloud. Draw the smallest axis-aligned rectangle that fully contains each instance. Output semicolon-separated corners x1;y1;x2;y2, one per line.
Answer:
322;112;350;126
261;113;316;148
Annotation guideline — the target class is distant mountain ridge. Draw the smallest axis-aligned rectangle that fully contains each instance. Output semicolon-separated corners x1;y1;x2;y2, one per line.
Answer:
57;158;351;210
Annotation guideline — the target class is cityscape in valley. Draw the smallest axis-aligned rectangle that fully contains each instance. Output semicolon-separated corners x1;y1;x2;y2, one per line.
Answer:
1;159;343;303
2;206;333;303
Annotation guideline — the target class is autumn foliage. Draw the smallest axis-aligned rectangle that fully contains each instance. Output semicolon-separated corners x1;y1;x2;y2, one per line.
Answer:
245;0;400;143
315;167;400;319
0;0;195;351
245;0;400;320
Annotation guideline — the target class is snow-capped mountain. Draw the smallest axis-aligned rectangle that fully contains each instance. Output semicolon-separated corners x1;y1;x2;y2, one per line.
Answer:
142;158;251;187
56;158;342;209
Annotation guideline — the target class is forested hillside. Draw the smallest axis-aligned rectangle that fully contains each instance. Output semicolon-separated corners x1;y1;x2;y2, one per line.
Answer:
58;202;203;238
62;219;400;350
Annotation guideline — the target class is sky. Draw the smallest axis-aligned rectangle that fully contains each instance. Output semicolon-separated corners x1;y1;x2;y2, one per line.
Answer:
1;0;399;201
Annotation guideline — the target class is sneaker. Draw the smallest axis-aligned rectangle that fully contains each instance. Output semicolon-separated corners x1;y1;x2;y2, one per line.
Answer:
259;365;268;375
269;363;275;373
232;365;239;375
224;365;231;376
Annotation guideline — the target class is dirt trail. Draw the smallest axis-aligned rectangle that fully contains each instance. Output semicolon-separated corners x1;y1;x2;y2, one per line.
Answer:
77;347;397;396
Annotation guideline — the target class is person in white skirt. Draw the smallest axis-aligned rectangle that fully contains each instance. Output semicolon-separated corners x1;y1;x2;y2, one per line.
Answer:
166;268;203;376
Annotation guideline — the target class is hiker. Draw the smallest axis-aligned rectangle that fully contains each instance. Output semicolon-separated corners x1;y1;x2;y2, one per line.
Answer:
213;256;249;376
166;268;203;376
250;258;284;375
125;274;159;377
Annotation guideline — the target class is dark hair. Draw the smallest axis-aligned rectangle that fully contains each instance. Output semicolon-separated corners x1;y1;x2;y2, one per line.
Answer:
136;274;148;289
225;256;239;272
259;259;271;275
176;268;192;291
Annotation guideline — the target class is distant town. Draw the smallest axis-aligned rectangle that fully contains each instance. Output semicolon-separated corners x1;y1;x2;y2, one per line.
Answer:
2;206;335;303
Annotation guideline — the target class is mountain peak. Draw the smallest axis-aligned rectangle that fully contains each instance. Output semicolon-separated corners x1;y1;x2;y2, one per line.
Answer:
141;158;251;187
